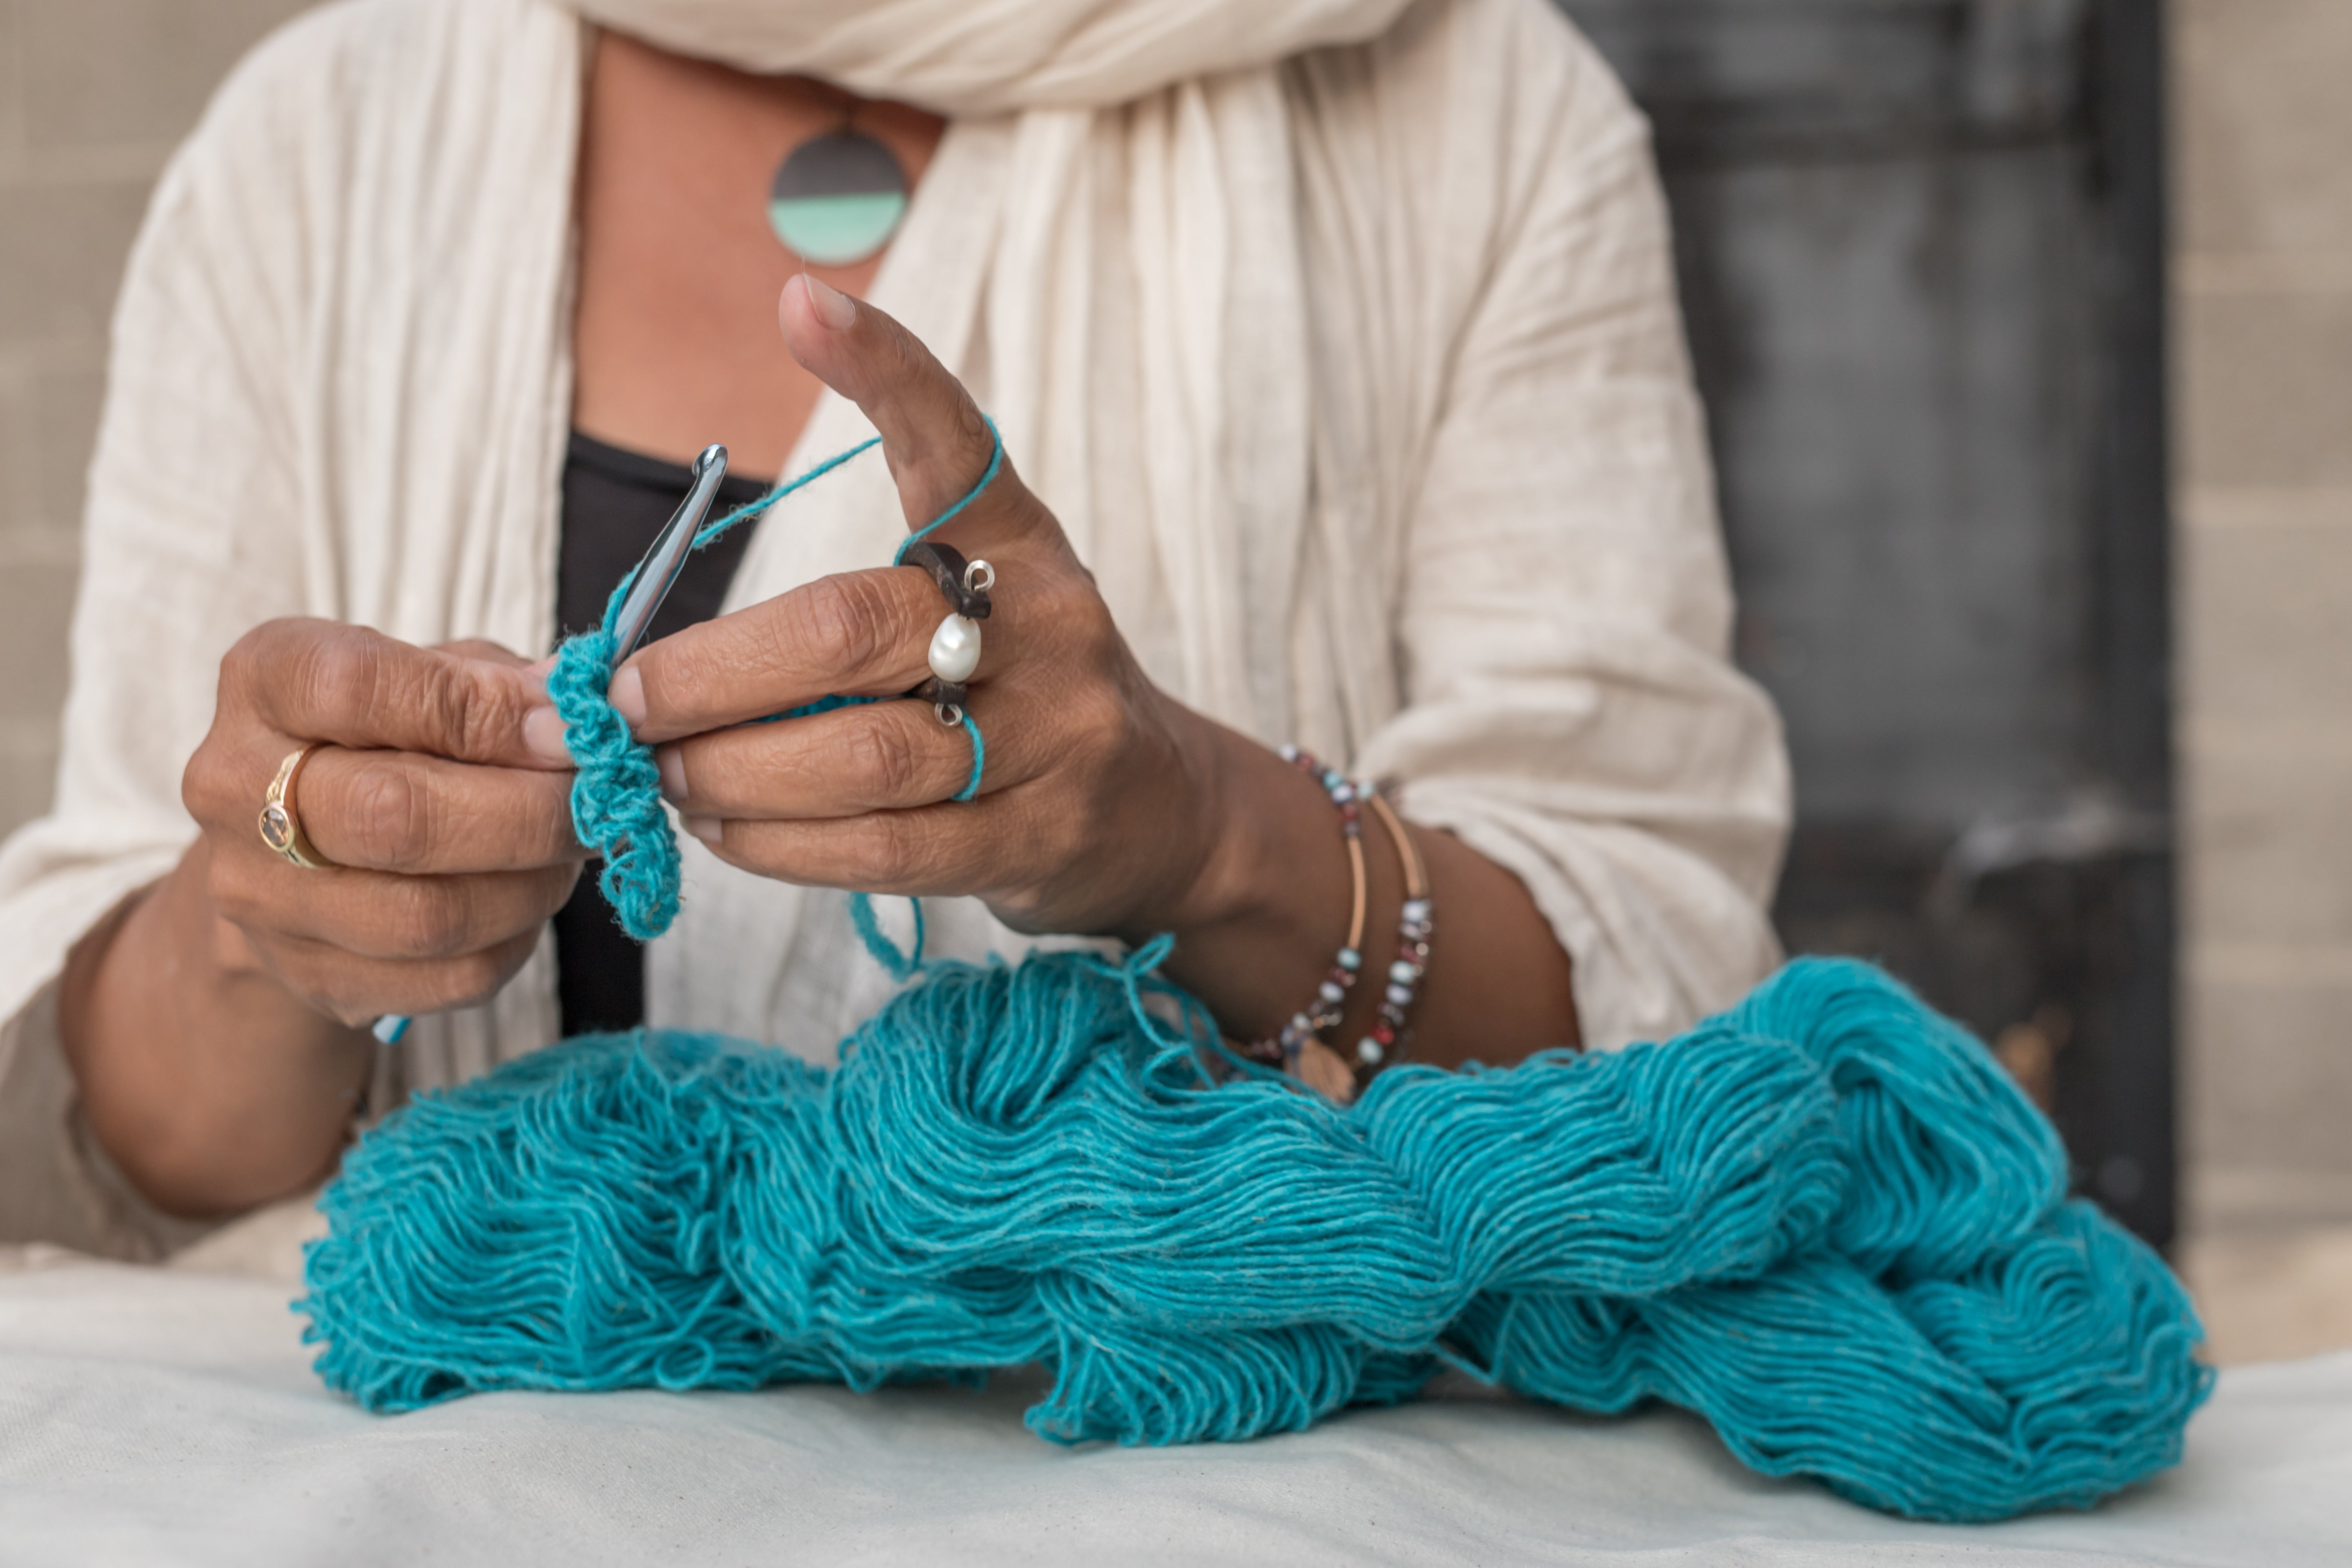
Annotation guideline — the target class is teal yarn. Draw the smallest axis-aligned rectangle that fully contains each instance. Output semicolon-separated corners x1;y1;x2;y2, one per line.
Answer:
695;436;880;550
951;709;984;802
548;626;677;940
848;890;925;979
548;426;1000;940
891;422;1003;567
298;955;2210;1522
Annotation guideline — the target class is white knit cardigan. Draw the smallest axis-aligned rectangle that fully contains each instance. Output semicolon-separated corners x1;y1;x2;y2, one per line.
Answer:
0;0;1788;1253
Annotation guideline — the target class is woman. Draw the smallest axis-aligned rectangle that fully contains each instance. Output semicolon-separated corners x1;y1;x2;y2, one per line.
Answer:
0;0;1787;1252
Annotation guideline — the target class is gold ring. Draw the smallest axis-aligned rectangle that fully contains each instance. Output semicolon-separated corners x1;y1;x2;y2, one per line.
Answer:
258;742;337;870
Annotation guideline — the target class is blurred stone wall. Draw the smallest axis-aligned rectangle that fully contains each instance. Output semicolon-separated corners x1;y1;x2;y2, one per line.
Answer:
0;0;314;833
1560;0;2180;1243
2174;0;2352;1235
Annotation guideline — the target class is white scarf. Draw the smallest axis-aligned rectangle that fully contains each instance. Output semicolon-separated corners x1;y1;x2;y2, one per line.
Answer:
568;0;1416;112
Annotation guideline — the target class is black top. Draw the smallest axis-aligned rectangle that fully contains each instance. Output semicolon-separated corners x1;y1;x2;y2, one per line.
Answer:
552;432;769;1037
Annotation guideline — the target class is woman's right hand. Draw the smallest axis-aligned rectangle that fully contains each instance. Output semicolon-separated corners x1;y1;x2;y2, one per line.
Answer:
61;618;584;1216
177;618;584;1025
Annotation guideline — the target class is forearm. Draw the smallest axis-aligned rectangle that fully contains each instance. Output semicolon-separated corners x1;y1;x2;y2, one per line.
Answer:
58;840;371;1218
1146;721;1579;1074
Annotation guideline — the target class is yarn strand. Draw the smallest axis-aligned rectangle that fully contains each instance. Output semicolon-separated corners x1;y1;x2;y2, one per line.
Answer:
894;418;1004;565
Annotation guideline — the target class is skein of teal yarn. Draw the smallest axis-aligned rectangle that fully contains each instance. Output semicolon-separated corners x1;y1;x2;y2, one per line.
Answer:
1719;957;2068;1280
299;954;2211;1522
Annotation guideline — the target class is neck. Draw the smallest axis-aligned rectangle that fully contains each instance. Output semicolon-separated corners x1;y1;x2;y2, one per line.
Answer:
570;30;946;476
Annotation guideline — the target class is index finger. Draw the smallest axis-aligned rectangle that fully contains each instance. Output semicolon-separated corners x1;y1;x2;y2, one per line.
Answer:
232;619;563;770
618;566;948;746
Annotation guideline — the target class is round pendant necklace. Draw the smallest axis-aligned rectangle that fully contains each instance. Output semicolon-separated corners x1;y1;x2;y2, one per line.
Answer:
767;116;909;268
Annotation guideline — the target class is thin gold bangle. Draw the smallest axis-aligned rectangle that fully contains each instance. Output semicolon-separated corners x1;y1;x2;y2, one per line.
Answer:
1355;788;1433;1085
1245;748;1372;1074
1342;829;1369;956
1365;791;1427;901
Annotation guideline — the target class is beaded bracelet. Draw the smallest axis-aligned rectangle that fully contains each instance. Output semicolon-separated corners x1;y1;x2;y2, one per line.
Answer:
1357;788;1433;1086
1242;746;1367;1072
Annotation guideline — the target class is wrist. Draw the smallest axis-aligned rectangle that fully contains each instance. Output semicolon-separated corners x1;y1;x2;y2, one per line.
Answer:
1111;720;1361;1049
1134;718;1314;941
66;844;368;1218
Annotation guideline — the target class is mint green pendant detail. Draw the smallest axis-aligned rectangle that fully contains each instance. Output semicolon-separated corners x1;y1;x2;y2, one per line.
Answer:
768;129;908;267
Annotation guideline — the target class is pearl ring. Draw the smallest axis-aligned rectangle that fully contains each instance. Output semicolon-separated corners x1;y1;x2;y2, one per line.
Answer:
902;543;994;725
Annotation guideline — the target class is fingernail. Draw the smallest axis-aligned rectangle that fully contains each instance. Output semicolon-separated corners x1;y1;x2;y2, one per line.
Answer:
656;744;686;802
609;666;647;728
683;815;723;845
802;272;858;330
523;705;571;765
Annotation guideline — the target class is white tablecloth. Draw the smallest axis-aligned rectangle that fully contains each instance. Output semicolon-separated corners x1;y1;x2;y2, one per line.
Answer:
2;1256;2346;1566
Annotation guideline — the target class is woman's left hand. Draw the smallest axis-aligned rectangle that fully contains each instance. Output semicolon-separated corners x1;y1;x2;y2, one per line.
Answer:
610;274;1234;939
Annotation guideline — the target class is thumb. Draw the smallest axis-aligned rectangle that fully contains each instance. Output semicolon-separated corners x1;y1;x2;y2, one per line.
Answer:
780;272;1014;538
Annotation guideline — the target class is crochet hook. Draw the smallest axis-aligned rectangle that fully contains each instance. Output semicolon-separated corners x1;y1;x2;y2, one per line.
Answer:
370;444;731;1049
607;444;731;660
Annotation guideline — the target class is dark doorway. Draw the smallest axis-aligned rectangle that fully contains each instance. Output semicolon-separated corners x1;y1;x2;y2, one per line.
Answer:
1555;0;2175;1245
